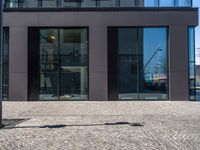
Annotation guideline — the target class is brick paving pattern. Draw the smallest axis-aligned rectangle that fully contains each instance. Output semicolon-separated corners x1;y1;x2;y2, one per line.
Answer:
0;101;200;150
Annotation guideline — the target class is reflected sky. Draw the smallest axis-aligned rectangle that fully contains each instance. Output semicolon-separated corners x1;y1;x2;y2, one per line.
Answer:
143;28;167;73
193;0;200;64
194;0;200;48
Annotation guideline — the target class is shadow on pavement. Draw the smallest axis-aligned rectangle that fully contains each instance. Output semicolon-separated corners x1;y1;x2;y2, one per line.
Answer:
1;121;144;129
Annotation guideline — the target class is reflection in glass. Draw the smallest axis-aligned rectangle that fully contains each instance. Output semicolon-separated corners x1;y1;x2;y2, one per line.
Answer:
176;0;191;6
3;28;9;100
39;28;88;100
120;0;136;7
117;27;168;100
42;0;57;8
140;28;168;99
60;0;80;7
159;0;174;7
189;27;196;100
118;28;138;99
4;0;192;8
81;0;96;7
5;0;18;8
144;0;158;7
40;29;59;100
59;29;88;100
97;0;118;7
19;0;38;8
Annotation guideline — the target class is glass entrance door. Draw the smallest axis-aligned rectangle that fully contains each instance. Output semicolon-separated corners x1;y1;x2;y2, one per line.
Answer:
39;28;88;100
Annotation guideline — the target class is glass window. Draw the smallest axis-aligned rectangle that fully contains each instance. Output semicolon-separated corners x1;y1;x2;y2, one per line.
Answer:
39;28;88;100
140;28;168;99
42;0;57;8
120;0;136;7
97;0;118;7
81;0;96;7
59;29;88;100
4;0;193;8
118;28;138;99
144;0;159;7
116;27;168;100
59;0;80;8
5;0;18;8
40;29;59;100
176;0;192;7
3;28;9;100
159;0;174;7
19;0;38;8
189;27;196;100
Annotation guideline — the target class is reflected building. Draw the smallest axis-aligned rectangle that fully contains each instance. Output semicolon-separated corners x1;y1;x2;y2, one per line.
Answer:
2;0;198;101
196;48;200;100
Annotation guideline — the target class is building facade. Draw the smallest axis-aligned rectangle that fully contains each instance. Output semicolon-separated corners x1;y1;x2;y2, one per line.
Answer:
2;0;198;101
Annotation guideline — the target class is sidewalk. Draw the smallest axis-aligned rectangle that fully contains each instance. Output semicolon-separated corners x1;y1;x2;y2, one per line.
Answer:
1;101;200;150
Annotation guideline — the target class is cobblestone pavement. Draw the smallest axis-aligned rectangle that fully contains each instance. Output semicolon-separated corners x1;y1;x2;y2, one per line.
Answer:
0;101;200;150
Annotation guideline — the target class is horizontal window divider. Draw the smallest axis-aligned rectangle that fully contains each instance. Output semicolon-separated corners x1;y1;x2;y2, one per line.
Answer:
3;7;196;13
4;0;193;9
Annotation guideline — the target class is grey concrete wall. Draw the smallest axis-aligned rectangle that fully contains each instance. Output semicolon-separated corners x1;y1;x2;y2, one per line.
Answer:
169;26;189;100
9;27;28;100
3;9;198;101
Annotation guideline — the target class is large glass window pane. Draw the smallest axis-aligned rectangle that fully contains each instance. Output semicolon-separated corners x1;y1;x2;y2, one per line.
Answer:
144;0;158;7
140;28;168;99
19;0;38;8
60;0;80;8
189;27;196;100
40;29;59;100
116;27;168;100
59;28;88;100
97;0;118;7
120;0;136;7
159;0;174;7
42;0;57;8
176;0;192;7
118;28;139;100
81;0;96;7
39;28;88;100
5;0;18;8
3;28;9;100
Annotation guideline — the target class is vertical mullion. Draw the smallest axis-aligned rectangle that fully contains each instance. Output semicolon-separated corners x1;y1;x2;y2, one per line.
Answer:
58;29;61;100
57;0;59;8
38;0;42;8
96;0;100;7
78;0;81;8
137;28;140;100
28;28;40;101
108;28;118;100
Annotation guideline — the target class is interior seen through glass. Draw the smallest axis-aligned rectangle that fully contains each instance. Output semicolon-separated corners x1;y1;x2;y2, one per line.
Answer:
39;28;88;100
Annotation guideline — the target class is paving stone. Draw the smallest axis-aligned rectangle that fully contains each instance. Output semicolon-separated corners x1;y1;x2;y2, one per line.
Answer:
0;101;200;150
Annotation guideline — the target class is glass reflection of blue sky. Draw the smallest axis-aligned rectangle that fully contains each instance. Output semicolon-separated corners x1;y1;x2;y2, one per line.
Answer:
194;0;200;48
144;0;192;7
143;28;167;74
